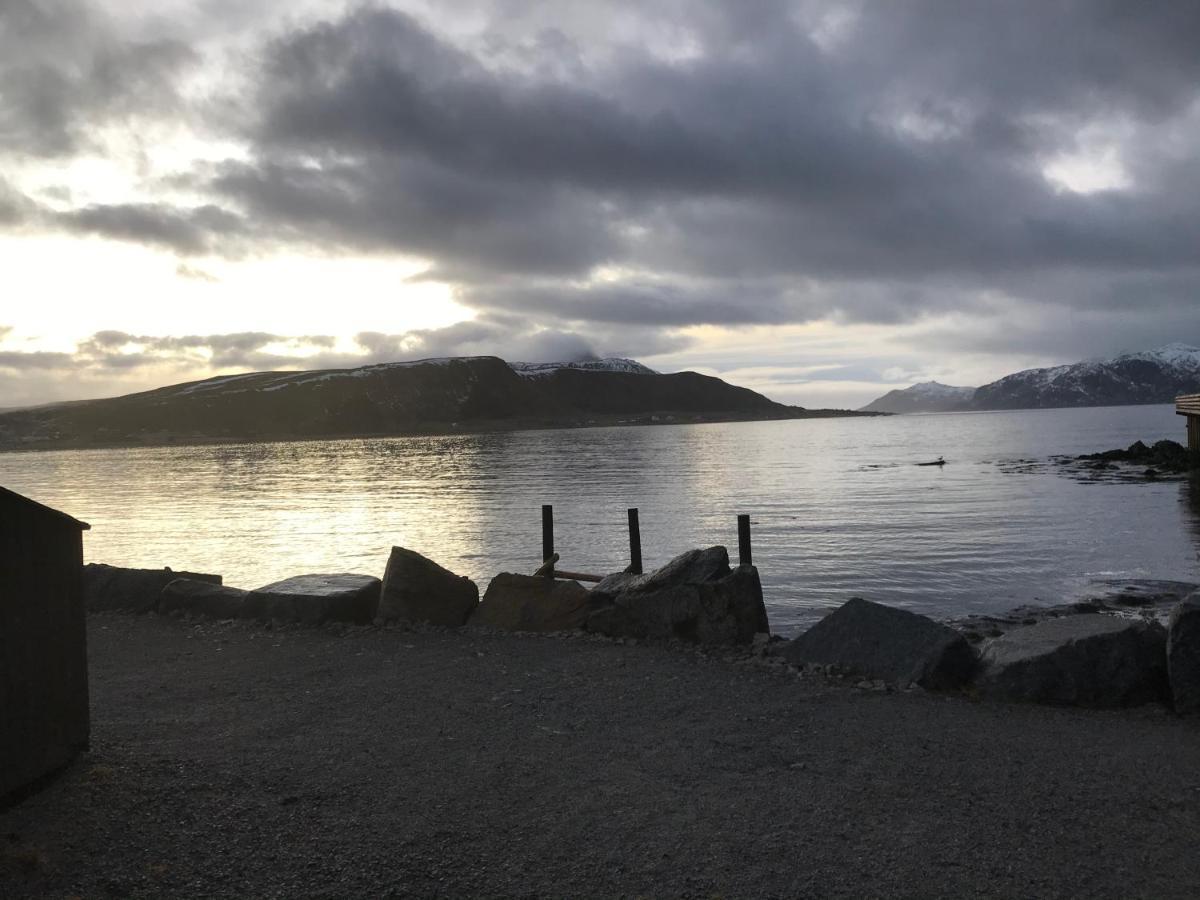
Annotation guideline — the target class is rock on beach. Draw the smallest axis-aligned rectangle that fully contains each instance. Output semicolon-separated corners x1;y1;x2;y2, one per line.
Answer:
470;573;598;631
377;547;479;626
1168;591;1200;714
83;563;222;614
976;614;1167;707
242;574;381;626
783;597;976;689
159;578;248;619
585;547;770;645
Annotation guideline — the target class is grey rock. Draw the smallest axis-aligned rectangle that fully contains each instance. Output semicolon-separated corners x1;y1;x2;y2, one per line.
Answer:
977;614;1167;707
378;547;478;626
159;578;248;619
783;598;976;690
592;546;731;601
243;574;380;626
586;547;769;645
470;573;599;632
1167;591;1200;714
84;563;222;613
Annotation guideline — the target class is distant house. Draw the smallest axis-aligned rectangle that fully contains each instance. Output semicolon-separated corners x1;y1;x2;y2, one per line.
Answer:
0;486;90;801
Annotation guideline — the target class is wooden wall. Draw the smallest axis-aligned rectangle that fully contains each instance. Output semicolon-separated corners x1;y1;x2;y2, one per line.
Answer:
0;489;89;801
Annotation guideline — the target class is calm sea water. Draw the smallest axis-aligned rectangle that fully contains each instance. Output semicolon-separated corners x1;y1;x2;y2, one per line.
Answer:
3;405;1197;634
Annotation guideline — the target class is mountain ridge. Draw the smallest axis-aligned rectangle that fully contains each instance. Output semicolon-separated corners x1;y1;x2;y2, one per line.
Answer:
860;344;1200;413
0;355;873;452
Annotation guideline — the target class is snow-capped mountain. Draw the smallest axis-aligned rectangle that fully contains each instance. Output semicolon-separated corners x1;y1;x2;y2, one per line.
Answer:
859;381;976;414
972;343;1200;409
860;344;1200;413
507;358;657;377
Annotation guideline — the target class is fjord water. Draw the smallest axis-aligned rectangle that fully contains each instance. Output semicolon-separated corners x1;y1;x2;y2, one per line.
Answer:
3;404;1196;634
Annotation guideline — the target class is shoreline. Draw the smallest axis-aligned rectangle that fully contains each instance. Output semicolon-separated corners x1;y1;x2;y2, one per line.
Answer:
0;407;883;455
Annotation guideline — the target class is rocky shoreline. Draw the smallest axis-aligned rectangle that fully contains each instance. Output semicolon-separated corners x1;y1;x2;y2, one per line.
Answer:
81;539;1200;715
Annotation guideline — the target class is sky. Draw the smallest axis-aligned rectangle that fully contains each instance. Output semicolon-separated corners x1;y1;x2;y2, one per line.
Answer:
1;0;1198;410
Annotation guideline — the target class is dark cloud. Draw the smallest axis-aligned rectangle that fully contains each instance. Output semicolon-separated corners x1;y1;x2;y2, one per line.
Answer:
0;349;74;370
3;1;1200;359
56;203;245;255
0;0;198;157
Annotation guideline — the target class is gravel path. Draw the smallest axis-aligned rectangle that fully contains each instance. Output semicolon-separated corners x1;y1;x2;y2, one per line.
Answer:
4;613;1200;899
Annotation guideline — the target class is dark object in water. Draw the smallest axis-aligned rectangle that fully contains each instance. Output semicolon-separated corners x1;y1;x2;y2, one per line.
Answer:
916;456;946;467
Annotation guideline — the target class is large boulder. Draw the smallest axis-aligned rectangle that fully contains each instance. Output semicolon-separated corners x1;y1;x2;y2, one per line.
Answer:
159;578;248;619
585;547;770;645
1168;592;1200;714
377;547;478;626
242;574;380;626
470;574;598;632
977;614;1167;707
783;598;976;689
84;563;222;613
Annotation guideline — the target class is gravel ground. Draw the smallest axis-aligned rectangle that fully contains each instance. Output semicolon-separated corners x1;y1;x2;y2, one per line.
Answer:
3;613;1200;899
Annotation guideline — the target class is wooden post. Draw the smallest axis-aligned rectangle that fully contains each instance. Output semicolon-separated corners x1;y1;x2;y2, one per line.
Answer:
737;514;752;567
541;504;554;573
627;508;643;575
1190;416;1200;453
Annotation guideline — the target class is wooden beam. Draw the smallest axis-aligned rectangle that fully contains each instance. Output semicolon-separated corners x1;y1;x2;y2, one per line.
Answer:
532;553;559;577
551;569;604;583
1176;394;1200;416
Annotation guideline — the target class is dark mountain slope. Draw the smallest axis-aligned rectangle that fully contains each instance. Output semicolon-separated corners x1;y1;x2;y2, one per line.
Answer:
0;356;867;451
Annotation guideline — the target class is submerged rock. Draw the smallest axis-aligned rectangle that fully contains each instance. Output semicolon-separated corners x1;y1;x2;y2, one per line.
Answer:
1168;592;1200;714
84;563;222;613
470;573;598;632
243;574;380;626
783;597;976;689
586;547;769;645
159;578;248;619
378;547;478;626
977;614;1167;707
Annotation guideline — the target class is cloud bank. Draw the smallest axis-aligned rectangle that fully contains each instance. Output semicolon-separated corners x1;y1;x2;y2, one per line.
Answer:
2;0;1199;405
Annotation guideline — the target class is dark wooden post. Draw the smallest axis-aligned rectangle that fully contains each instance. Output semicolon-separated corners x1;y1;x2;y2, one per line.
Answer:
627;507;643;575
737;514;752;567
541;505;554;570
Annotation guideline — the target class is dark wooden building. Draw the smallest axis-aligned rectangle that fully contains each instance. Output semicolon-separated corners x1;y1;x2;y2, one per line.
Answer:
1177;394;1200;451
1;486;90;801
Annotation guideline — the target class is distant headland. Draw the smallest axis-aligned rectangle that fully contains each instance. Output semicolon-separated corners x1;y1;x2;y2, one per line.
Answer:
0;356;879;452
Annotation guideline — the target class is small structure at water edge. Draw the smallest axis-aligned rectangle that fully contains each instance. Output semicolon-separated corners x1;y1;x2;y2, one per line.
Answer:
0;487;91;802
1176;394;1200;450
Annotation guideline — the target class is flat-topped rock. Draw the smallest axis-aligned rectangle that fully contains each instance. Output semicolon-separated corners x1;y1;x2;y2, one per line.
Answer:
378;547;478;626
243;574;380;626
470;574;598;632
1168;591;1200;714
784;597;976;689
159;578;248;619
84;563;222;613
977;614;1167;707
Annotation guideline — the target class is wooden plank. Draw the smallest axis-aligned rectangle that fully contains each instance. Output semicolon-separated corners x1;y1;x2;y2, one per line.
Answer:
551;569;603;583
531;552;560;577
1175;394;1200;416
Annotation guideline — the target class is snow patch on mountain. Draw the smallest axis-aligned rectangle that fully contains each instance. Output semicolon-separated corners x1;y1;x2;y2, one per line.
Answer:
508;358;657;377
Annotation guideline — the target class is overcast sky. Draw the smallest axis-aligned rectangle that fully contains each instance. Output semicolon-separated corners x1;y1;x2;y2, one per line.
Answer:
2;0;1198;409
